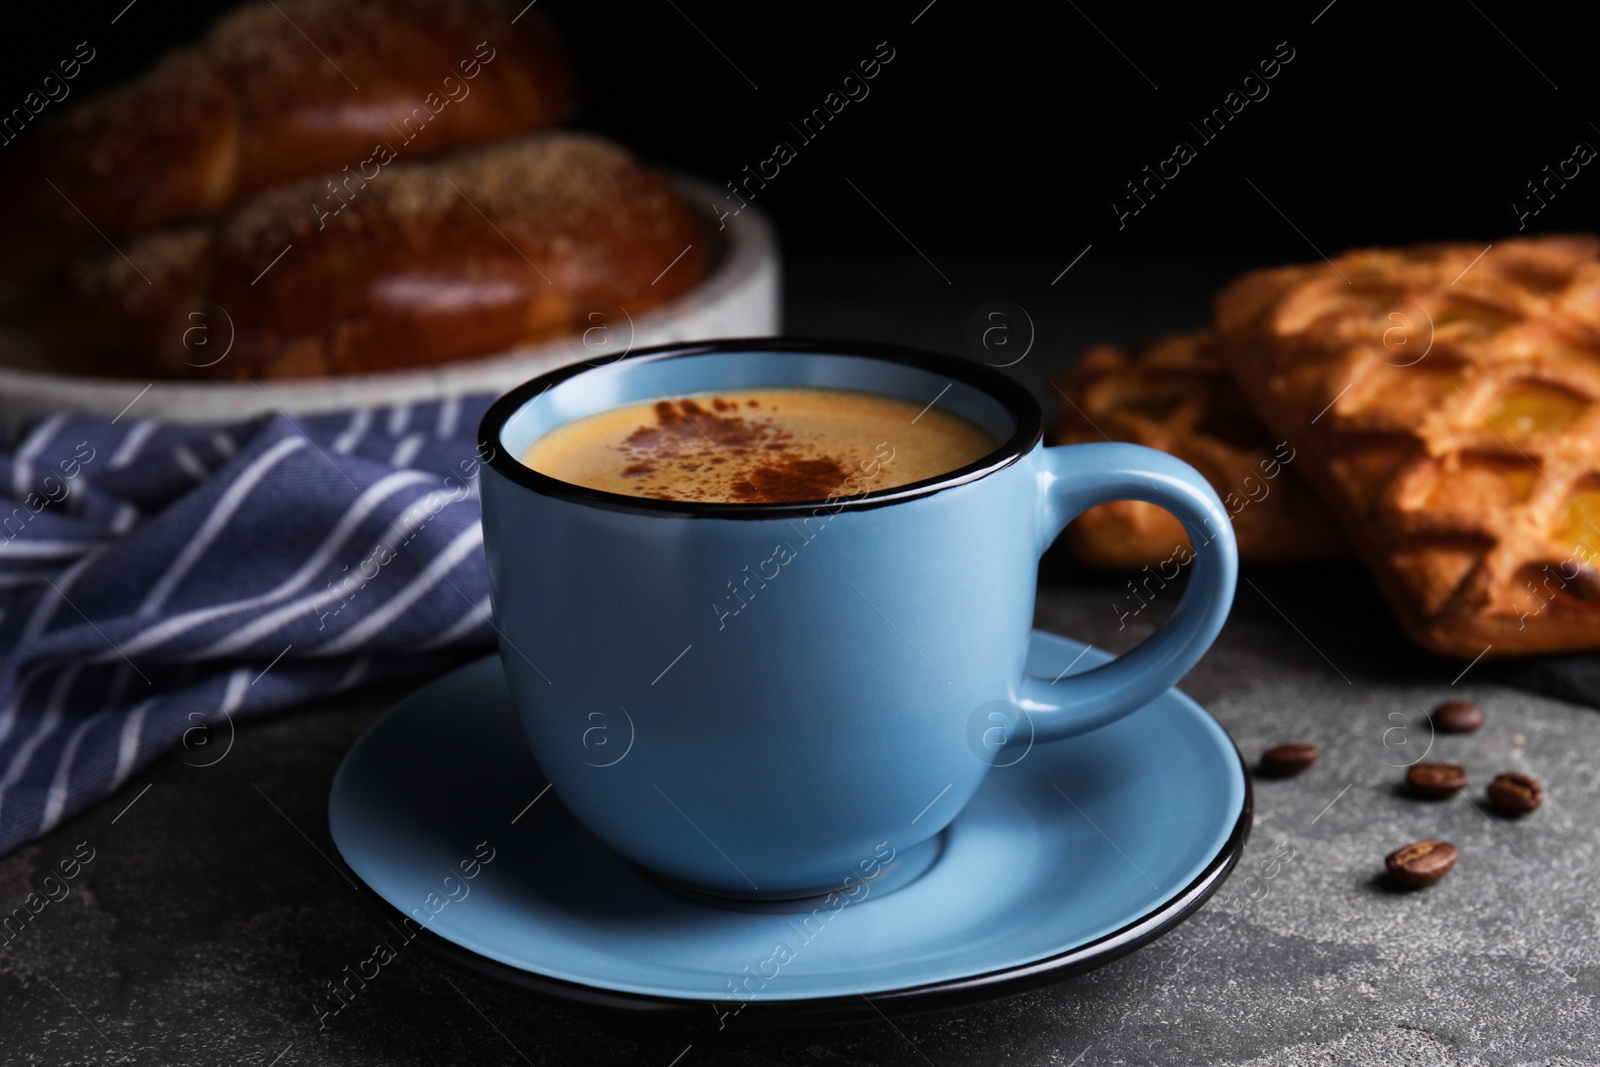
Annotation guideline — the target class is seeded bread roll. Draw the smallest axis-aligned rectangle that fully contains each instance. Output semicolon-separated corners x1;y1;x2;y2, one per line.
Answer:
39;133;708;380
0;0;575;282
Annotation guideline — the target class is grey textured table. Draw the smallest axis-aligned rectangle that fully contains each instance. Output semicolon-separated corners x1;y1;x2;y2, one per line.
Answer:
3;257;1597;1065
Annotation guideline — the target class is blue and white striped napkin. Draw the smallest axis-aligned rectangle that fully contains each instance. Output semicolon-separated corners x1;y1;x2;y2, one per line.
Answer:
0;394;500;856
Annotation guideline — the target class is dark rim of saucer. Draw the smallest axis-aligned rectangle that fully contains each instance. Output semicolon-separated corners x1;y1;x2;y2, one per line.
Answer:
325;748;1252;1029
477;337;1044;519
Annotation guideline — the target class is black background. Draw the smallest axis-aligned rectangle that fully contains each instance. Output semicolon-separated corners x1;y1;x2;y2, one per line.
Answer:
1;0;1595;261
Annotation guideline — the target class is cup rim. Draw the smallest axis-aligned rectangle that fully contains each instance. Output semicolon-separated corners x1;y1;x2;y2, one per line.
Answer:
477;337;1044;519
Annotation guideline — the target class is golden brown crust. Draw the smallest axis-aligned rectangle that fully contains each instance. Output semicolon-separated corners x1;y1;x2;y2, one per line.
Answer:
0;0;575;282
1214;235;1600;658
40;133;708;379
1053;330;1345;567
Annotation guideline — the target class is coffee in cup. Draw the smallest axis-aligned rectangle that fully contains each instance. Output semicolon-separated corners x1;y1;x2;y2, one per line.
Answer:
522;387;996;504
480;340;1239;898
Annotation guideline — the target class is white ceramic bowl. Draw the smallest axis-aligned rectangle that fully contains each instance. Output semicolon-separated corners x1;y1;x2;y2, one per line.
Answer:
0;177;778;427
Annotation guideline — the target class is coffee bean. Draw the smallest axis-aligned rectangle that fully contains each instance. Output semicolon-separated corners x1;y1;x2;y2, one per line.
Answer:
1405;761;1467;799
1386;839;1458;887
1487;772;1543;816
1429;699;1484;734
1258;743;1318;777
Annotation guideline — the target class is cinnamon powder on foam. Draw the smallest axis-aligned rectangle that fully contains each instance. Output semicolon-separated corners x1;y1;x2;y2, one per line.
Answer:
619;397;852;503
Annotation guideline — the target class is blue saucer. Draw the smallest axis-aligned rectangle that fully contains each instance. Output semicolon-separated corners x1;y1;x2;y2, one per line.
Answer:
327;631;1250;1023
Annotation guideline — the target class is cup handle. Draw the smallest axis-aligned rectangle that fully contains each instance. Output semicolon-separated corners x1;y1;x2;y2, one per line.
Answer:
1016;442;1238;741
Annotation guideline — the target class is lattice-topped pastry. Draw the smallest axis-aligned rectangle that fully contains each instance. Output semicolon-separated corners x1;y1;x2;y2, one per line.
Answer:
1053;330;1345;568
1215;235;1600;657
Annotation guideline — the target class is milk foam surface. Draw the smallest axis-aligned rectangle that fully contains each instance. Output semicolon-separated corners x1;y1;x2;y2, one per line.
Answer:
523;388;996;503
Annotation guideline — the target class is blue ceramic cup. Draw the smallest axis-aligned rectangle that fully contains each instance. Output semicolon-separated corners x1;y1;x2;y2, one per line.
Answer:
480;339;1237;899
